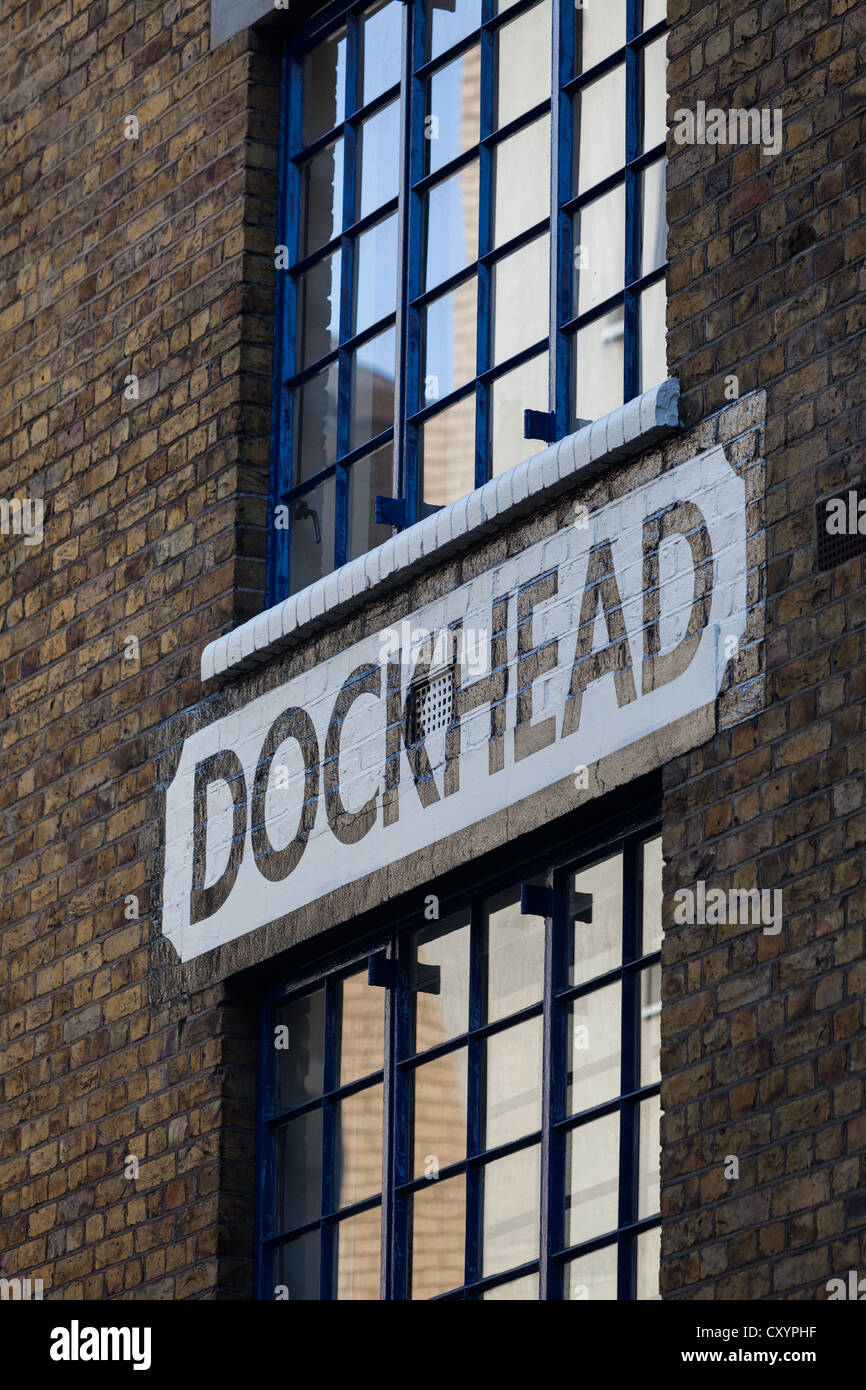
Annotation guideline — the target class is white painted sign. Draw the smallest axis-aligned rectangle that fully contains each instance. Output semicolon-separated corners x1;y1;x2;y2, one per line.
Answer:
162;446;747;962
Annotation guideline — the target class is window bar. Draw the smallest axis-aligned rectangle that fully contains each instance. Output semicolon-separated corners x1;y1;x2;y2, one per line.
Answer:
552;0;572;442
380;939;399;1299
464;896;485;1290
391;932;412;1298
617;835;641;1299
624;0;642;404
321;975;341;1296
475;0;495;489
403;0;427;530
538;870;560;1299
392;0;414;527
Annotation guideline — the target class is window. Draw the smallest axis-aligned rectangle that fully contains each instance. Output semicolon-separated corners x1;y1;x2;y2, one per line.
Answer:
258;828;662;1299
269;0;668;601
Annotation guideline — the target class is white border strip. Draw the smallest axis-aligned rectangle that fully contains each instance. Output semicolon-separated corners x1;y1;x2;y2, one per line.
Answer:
202;379;680;682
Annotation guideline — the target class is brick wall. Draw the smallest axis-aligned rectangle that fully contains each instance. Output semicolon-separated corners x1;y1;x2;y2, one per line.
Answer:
0;0;274;1298
661;0;866;1298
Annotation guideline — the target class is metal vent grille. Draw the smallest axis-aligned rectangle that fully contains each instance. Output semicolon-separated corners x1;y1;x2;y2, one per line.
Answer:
408;669;453;743
816;488;866;571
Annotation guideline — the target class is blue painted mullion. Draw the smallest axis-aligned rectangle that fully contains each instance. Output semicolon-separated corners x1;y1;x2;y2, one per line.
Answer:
321;976;340;1297
465;896;484;1290
392;931;413;1298
552;0;572;441
335;11;362;571
624;0;641;404
617;836;640;1300
404;0;426;525
475;17;494;488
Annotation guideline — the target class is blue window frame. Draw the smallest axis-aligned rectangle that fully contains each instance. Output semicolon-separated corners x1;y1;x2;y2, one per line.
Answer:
257;820;663;1299
268;0;668;603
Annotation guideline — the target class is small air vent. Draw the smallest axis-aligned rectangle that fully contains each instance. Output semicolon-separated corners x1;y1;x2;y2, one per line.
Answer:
815;487;866;571
408;669;454;743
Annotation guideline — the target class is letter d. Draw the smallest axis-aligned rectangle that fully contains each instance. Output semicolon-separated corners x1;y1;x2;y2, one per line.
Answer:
190;751;247;923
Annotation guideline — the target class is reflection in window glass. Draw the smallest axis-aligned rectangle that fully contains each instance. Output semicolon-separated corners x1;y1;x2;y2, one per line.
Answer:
573;184;625;315
482;1146;540;1277
493;116;551;249
496;0;552;129
336;1084;384;1209
411;913;471;1054
484;885;545;1023
302;29;346;144
427;46;481;177
490;352;549;477
482;1273;539;1299
293;362;338;484
275;989;325;1111
492;232;550;366
362;0;402;105
423;276;477;403
640;965;662;1087
289;475;336;595
642;34;668;152
565;1111;619;1246
567;982;621;1115
637;1225;661;1300
640;278;666;392
563;1242;617;1300
574;65;625;195
638;1093;661;1219
576;0;626;74
275;1109;323;1231
350;326;396;449
412;1048;468;1177
275;1230;321;1300
641;836;664;953
354;213;398;334
573;306;624;424
426;0;481;63
347;446;394;560
301;139;344;257
358;101;400;219
335;1206;381;1300
569;852;623;986
425;162;480;292
644;0;667;27
411;1175;466;1298
485;1018;543;1149
339;970;385;1086
641;159;668;276
421;393;476;507
297;251;341;369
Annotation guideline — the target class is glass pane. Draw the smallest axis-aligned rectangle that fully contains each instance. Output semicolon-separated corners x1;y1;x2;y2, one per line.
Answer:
485;1018;543;1149
573;184;625;316
362;0;403;106
490;352;549;477
639;964;661;1087
484;884;545;1024
302;29;346;144
423;276;477;404
565;1111;619;1246
642;33;668;152
640;278;666;391
293;361;338;484
493;115;551;249
576;0;626;74
427;46;481;177
637;1225;661;1300
568;852;623;987
482;1145;540;1277
492;232;549;366
289;475;336;595
411;1174;466;1298
354;213;398;335
347;445;394;560
574;65;625;195
638;1094;661;1219
496;0;552;129
482;1273;539;1299
421;394;476;507
297;251;340;369
411;911;471;1054
274;1230;320;1300
563;1242;617;1300
339;970;385;1086
351;326;396;449
412;1047;468;1177
275;989;325;1111
425;161;480;292
301;139;344;256
567;982;621;1115
427;0;481;63
641;159;667;276
358;100;400;220
336;1083;384;1209
641;836;664;954
335;1205;381;1299
275;1108;323;1231
644;0;667;27
573;307;624;424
